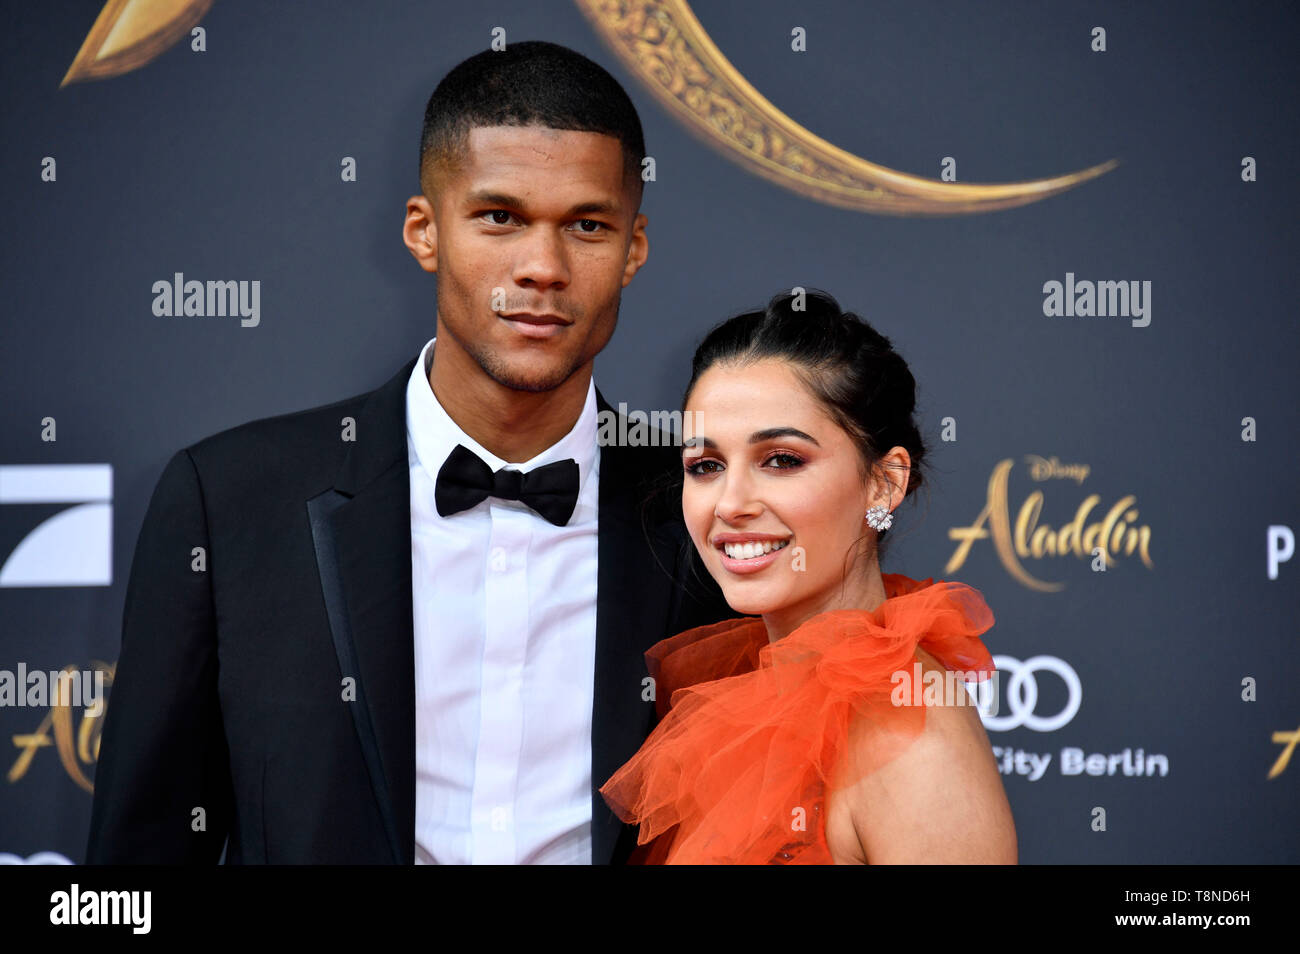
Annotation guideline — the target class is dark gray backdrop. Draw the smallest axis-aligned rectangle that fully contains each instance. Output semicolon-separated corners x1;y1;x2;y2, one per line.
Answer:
2;0;1297;864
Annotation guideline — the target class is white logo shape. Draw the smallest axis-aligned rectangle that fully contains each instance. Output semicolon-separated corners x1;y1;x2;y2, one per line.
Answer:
0;851;73;864
0;465;112;587
971;654;1082;732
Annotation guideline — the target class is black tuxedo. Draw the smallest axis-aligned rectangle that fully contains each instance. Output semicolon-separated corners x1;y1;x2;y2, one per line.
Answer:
85;356;732;864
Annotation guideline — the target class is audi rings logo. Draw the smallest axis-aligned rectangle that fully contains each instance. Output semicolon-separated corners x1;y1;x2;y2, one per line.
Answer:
971;655;1082;732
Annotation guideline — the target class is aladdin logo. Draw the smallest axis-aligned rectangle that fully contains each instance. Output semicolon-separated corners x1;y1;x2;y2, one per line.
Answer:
946;456;1153;591
7;662;113;793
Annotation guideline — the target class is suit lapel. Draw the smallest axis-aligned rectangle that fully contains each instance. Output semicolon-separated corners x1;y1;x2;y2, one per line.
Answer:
307;367;680;866
591;388;681;865
307;357;417;864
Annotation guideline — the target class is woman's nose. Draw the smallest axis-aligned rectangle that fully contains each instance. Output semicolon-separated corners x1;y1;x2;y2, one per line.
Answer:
714;472;761;523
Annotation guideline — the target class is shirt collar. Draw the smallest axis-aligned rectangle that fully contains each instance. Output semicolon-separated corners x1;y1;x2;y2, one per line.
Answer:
405;336;599;492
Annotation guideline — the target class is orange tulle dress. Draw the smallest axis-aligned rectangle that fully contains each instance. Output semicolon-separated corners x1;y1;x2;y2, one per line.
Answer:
599;573;996;864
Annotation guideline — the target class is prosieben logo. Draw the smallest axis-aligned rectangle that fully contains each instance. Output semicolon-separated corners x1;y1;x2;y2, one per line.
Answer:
0;465;111;586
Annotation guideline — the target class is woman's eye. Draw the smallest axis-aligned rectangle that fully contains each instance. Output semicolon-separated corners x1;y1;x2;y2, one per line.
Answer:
765;452;804;470
685;459;722;476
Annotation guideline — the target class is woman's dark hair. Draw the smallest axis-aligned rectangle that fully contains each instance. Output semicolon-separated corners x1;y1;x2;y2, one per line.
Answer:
682;288;928;554
681;287;925;501
641;287;929;597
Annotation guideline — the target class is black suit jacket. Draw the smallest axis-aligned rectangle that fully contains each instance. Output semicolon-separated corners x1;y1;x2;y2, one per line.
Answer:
85;356;733;864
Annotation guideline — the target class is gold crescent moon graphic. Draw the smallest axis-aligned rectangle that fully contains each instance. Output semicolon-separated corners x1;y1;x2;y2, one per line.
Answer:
576;0;1118;215
61;0;213;87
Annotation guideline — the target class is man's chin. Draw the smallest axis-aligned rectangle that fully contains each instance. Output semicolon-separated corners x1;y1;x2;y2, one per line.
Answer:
480;355;583;394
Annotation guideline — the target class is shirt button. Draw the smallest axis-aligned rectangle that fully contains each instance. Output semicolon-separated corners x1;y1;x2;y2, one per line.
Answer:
489;546;507;572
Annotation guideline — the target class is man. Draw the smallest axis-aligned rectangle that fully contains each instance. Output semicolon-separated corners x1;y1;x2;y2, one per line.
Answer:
86;41;732;865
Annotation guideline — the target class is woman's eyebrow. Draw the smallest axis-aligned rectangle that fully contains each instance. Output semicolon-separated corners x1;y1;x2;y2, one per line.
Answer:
749;427;819;446
680;429;819;452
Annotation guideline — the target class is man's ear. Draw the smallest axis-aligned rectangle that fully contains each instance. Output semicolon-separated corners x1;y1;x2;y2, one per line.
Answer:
621;212;649;287
403;195;438;273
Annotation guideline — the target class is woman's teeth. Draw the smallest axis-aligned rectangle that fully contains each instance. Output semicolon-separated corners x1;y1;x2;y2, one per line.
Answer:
722;540;789;561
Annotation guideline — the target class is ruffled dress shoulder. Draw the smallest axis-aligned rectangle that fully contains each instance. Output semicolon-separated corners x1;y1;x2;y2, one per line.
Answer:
599;573;996;864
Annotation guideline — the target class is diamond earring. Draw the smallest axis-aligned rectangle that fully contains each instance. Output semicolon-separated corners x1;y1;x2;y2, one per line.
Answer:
865;506;893;531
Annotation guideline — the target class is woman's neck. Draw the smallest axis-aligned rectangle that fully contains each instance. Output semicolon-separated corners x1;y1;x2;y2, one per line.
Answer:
762;556;888;644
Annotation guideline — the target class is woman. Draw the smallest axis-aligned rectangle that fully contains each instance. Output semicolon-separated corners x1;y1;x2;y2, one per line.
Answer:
600;289;1017;864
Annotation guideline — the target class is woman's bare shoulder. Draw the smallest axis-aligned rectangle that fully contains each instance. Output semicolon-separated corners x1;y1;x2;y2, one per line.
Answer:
826;646;1018;864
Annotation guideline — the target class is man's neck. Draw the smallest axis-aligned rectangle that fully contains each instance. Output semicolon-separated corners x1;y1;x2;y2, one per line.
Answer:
428;341;591;464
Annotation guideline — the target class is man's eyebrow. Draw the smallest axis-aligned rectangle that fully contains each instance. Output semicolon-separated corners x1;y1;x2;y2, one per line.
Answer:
567;199;621;217
464;190;526;210
463;190;620;217
681;428;820;452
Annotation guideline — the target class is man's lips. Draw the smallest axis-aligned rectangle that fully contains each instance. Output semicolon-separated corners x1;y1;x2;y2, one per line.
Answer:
499;312;570;339
500;312;570;326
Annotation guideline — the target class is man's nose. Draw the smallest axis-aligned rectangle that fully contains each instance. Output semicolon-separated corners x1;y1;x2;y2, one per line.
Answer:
513;227;570;290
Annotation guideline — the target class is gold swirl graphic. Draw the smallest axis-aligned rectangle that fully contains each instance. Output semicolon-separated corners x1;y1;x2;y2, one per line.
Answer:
61;0;213;87
577;0;1118;215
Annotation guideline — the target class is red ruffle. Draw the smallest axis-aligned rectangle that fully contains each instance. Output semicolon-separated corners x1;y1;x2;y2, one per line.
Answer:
600;573;996;864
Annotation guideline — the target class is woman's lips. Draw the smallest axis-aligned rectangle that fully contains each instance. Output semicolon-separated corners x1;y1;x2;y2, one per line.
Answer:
716;541;789;575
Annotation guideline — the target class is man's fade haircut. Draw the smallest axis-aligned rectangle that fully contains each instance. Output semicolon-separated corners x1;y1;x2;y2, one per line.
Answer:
419;40;646;209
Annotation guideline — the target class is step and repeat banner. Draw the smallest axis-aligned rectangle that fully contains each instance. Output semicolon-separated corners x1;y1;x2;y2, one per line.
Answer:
2;0;1296;865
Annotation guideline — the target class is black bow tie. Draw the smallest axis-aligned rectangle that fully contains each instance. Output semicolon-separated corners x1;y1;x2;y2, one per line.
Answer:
434;444;580;527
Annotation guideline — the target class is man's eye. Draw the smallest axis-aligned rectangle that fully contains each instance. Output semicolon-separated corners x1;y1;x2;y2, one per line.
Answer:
572;219;605;233
482;210;515;225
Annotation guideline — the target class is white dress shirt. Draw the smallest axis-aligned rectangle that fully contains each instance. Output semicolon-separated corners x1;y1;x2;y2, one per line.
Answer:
406;337;599;864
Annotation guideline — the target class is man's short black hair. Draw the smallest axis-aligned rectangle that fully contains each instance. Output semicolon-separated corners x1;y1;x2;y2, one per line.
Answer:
419;40;646;208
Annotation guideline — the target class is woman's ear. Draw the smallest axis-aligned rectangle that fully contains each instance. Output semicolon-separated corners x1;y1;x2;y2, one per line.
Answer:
875;447;912;509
